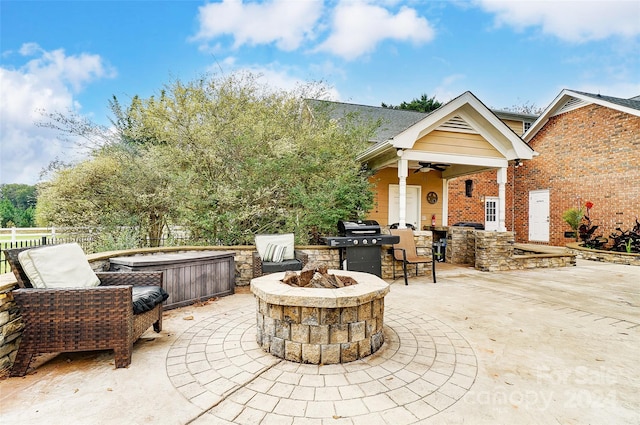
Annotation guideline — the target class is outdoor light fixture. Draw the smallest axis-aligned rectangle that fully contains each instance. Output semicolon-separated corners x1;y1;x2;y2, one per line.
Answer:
465;179;473;197
514;158;522;167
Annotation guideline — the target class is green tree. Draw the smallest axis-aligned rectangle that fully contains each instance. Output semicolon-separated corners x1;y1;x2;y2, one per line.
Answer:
0;184;37;227
36;145;176;247
381;93;442;113
36;72;376;246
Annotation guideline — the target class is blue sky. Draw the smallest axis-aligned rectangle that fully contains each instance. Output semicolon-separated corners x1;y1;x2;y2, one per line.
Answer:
1;0;639;185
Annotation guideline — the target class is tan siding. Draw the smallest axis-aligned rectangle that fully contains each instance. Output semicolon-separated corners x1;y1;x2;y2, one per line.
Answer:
501;119;524;136
413;130;503;158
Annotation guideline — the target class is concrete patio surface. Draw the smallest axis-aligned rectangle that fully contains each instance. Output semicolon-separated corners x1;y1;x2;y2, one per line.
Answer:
1;259;638;424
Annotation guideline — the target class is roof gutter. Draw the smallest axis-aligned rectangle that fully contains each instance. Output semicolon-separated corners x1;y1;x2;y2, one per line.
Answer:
356;140;394;163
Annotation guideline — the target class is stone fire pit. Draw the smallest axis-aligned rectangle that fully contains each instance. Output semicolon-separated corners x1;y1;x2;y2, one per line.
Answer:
250;270;390;364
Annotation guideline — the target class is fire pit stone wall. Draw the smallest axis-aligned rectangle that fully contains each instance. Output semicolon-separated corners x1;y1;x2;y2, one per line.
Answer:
251;270;389;364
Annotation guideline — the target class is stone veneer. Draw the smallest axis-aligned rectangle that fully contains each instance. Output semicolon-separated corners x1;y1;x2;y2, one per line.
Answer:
251;270;389;364
447;228;576;271
567;243;640;266
0;289;22;377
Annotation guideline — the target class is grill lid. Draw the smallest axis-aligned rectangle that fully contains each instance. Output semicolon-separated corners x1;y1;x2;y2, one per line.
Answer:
337;220;381;236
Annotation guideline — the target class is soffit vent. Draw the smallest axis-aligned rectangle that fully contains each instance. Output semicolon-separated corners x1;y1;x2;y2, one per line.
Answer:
436;115;477;134
554;97;589;116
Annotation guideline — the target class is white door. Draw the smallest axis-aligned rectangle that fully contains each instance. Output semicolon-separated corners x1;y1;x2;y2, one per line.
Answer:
388;185;421;228
529;190;550;241
484;197;499;231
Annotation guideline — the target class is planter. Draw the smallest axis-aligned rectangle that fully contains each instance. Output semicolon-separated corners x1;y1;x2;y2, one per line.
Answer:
566;243;640;266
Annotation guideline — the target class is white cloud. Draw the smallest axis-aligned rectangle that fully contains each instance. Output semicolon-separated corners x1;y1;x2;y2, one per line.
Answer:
433;73;466;103
316;1;435;60
0;44;115;184
194;0;323;51
234;63;342;100
476;0;640;42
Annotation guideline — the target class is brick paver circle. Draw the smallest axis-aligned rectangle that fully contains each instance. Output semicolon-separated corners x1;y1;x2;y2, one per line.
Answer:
166;304;477;424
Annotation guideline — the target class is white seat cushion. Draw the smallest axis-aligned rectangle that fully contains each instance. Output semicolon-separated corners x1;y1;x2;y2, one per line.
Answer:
255;233;295;261
18;243;100;289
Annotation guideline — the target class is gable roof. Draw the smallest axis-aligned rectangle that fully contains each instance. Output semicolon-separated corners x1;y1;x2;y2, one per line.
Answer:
305;99;428;143
357;91;535;167
524;89;640;142
306;98;537;144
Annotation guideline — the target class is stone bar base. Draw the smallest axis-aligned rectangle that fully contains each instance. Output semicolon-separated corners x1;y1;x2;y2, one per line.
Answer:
251;270;389;364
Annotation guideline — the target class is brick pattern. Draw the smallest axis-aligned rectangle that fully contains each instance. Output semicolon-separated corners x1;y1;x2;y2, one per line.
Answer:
447;173;508;226
255;296;386;364
516;105;640;246
167;303;478;423
447;104;640;246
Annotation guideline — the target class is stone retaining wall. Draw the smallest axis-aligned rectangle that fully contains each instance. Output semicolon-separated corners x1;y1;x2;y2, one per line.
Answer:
475;231;576;271
1;239;434;377
567;243;640;266
445;228;576;271
0;290;21;377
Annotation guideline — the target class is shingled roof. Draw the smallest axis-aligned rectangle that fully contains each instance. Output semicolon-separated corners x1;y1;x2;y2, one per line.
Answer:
305;99;429;143
569;90;640;112
305;99;537;143
524;89;640;142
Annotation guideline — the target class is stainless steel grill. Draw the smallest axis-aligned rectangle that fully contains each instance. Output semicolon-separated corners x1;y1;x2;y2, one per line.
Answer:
324;220;399;277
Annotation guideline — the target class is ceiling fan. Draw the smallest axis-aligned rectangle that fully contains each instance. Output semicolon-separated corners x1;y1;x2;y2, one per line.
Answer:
414;162;450;173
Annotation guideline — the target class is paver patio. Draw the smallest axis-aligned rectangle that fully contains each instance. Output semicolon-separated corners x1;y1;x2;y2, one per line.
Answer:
1;259;638;424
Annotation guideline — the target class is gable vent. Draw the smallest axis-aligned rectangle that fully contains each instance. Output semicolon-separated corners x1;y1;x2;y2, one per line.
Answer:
554;97;589;116
436;116;477;134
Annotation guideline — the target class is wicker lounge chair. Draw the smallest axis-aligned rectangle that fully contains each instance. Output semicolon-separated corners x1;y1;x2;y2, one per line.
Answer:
390;228;436;285
4;244;167;377
252;233;308;277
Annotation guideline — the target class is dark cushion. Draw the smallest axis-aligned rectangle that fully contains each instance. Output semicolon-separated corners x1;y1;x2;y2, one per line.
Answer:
262;259;303;274
132;286;169;315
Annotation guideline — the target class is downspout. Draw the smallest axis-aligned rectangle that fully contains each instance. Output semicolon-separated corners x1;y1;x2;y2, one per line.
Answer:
497;167;507;232
512;162;516;233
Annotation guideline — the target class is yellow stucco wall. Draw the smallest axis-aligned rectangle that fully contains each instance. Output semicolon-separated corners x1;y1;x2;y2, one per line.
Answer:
368;168;444;229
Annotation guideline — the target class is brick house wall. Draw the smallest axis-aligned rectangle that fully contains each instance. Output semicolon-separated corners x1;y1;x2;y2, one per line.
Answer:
448;103;640;246
516;104;640;246
447;170;516;229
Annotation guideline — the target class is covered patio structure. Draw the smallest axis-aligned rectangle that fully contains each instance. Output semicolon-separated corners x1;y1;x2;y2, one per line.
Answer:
355;91;536;232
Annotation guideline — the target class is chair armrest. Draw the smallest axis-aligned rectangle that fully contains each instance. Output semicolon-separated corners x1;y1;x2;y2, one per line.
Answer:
391;247;407;262
252;252;264;278
12;285;134;319
97;271;163;288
